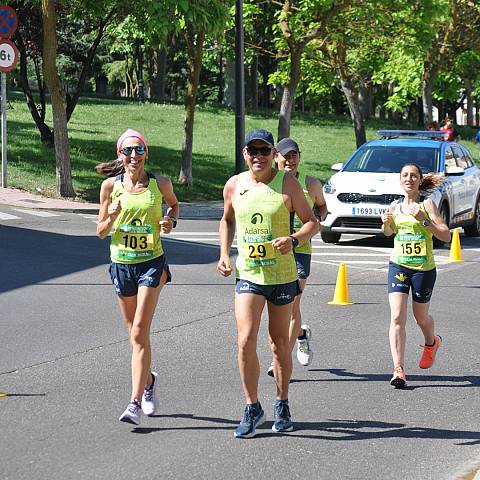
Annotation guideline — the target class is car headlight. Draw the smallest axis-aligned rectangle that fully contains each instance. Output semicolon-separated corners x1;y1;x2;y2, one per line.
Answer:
324;180;336;194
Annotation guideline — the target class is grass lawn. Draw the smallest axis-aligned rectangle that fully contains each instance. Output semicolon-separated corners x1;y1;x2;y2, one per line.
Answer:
7;94;480;203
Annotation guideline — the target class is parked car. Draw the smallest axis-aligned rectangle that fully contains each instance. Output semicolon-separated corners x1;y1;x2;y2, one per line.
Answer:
321;130;480;244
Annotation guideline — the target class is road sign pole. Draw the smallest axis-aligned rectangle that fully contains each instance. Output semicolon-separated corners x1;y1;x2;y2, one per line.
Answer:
1;72;6;188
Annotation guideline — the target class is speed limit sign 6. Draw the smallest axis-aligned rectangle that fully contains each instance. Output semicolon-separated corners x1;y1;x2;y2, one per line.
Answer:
0;39;18;72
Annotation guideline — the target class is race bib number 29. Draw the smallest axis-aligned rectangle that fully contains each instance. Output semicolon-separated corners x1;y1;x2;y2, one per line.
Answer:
244;241;276;267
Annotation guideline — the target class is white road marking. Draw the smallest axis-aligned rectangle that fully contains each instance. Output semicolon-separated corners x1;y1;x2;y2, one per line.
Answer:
0;212;21;220
13;208;59;217
312;252;390;257
170;232;219;236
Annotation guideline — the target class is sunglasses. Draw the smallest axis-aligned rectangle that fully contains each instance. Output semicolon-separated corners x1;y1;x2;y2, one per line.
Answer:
246;146;272;156
120;145;146;156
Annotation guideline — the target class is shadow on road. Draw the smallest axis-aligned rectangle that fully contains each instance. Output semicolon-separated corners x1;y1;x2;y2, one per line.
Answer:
129;414;479;446
288;419;480;445
293;368;480;389
0;225;221;294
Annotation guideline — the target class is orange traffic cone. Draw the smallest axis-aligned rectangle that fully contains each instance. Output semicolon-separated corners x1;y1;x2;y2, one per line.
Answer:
328;262;353;305
448;228;463;263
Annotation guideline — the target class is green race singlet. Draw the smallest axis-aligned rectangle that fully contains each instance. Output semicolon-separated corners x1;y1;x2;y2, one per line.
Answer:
233;170;298;285
110;173;164;264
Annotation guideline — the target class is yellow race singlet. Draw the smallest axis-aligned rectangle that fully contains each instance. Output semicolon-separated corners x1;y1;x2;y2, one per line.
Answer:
110;173;164;264
292;171;314;255
390;201;435;271
233;170;298;285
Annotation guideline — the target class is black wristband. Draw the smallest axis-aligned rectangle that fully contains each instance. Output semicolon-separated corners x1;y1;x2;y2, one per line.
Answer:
169;216;177;228
290;235;299;248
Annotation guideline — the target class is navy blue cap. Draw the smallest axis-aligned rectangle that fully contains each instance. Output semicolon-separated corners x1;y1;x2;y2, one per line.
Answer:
244;129;274;147
276;138;300;156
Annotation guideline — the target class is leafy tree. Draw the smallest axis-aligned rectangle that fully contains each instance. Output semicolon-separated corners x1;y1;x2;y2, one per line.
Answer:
14;0;117;145
275;0;357;140
174;1;230;186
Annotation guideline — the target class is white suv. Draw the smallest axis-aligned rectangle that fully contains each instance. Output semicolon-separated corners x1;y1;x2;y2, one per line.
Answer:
321;130;480;244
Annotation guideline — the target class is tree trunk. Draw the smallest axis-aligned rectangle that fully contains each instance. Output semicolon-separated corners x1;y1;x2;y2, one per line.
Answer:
422;71;434;125
250;55;258;110
223;57;235;107
278;47;302;141
331;41;366;147
417;97;424;127
179;27;205;186
217;47;223;105
465;78;473;126
339;75;366;148
41;0;75;198
358;82;372;120
260;55;271;108
14;31;53;144
66;10;113;121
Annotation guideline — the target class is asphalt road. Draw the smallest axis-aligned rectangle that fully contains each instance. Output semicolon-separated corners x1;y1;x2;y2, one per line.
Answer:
1;206;479;480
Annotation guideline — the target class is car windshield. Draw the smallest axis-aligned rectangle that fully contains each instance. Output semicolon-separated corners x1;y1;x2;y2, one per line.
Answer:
343;146;438;174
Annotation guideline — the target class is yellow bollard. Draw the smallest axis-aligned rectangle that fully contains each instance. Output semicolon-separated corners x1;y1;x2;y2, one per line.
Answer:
328;262;353;305
448;228;463;263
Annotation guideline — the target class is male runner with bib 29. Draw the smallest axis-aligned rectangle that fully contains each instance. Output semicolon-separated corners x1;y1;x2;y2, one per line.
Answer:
217;129;319;438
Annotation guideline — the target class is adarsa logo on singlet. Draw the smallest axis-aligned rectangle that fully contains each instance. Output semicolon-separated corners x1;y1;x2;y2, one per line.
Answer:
244;226;270;235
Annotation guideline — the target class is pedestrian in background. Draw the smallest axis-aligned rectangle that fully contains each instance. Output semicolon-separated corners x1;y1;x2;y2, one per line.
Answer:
266;137;326;375
381;163;450;388
96;129;179;425
217;129;318;437
473;129;480;143
440;117;460;142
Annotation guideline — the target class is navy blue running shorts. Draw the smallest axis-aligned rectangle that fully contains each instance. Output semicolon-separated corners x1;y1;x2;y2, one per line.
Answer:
295;252;311;279
109;255;172;297
235;278;300;305
387;261;436;304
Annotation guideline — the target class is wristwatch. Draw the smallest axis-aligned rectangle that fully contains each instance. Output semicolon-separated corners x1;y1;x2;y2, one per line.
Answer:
421;218;431;227
290;235;299;248
169;216;177;228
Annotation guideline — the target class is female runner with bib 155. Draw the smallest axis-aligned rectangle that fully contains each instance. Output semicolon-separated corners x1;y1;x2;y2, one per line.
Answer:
217;129;319;438
381;163;450;388
96;129;179;424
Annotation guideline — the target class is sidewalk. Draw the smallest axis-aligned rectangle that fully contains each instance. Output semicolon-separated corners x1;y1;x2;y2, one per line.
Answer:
0;187;224;220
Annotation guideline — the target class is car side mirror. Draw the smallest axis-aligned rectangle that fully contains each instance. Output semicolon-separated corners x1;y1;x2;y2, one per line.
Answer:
445;165;465;176
331;162;343;171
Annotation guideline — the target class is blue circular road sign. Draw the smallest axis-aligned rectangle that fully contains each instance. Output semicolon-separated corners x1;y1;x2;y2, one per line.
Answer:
0;6;18;39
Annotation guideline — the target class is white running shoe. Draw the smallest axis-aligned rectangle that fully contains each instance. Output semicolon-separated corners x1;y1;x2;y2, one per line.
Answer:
296;324;313;366
142;371;158;416
119;400;142;425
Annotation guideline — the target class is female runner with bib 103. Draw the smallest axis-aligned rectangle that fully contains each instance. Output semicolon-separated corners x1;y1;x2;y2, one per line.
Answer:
382;163;450;388
96;129;179;424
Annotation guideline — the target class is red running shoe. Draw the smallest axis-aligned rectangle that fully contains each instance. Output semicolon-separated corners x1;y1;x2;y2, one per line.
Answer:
419;335;442;369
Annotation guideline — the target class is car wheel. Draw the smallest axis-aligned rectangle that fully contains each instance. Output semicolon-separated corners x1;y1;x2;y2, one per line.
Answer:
463;197;480;237
433;204;448;248
321;231;341;243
